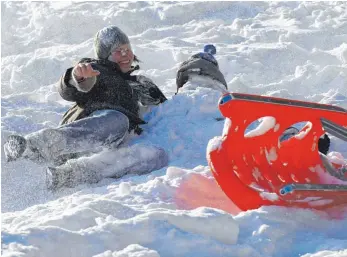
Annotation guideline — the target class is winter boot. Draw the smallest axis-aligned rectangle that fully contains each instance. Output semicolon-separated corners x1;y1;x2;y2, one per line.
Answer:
4;134;50;163
46;161;102;191
4;128;71;164
46;166;72;191
4;135;27;162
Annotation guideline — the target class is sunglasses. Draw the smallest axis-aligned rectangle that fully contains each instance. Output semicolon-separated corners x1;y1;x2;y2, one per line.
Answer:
112;47;132;57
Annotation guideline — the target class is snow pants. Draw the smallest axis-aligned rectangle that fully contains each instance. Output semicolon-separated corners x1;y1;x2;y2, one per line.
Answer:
26;110;130;163
26;110;168;185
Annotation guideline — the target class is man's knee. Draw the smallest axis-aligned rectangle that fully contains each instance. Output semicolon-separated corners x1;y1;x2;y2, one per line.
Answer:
112;111;130;135
93;110;130;134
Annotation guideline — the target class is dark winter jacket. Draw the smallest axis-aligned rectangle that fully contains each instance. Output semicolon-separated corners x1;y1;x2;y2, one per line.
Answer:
58;58;167;131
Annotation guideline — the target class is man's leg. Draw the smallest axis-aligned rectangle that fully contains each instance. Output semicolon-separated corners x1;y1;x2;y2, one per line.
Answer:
46;143;169;190
4;110;129;164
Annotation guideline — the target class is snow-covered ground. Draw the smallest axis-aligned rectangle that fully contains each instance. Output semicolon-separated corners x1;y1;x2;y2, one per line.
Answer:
2;2;347;257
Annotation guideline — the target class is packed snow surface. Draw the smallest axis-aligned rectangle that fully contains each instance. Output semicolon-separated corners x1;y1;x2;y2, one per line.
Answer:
2;2;347;257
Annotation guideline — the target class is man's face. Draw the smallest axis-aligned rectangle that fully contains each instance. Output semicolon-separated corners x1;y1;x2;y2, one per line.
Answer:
109;44;134;73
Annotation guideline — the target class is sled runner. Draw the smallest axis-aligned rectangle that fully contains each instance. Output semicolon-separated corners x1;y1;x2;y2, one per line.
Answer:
207;93;347;211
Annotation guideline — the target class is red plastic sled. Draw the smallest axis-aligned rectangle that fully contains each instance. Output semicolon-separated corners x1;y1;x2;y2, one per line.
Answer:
207;93;347;211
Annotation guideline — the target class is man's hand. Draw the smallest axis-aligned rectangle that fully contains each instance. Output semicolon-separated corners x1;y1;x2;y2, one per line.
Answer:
72;63;100;81
71;63;100;92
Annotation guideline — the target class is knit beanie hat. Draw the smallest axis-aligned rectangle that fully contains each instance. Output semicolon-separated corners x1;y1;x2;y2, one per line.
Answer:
94;26;130;59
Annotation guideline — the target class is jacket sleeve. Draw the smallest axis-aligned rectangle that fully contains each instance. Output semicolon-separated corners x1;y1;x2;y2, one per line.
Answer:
131;75;167;106
58;68;87;103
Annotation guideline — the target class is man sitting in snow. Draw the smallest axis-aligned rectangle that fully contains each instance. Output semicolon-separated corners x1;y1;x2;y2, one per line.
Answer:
3;26;229;191
4;26;169;189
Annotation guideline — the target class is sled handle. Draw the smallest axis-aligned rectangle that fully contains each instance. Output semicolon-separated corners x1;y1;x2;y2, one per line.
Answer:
321;118;347;142
223;93;347;114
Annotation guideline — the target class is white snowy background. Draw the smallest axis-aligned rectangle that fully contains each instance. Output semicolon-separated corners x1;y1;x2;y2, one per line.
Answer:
2;1;347;257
